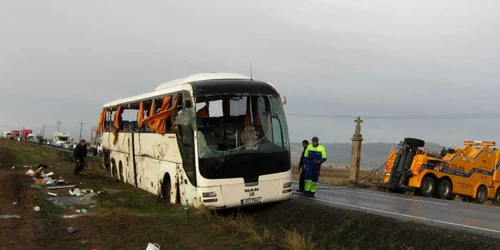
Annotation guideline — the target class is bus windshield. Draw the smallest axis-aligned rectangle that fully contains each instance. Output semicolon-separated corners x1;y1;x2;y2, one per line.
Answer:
58;136;69;142
195;94;290;181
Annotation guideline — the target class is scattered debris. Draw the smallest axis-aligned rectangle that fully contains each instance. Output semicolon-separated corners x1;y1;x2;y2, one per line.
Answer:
80;193;97;200
146;243;161;250
67;227;76;234
12;202;17;205
0;215;21;219
62;215;83;219
25;169;35;177
33;206;40;212
46;185;76;190
47;192;58;196
69;188;83;196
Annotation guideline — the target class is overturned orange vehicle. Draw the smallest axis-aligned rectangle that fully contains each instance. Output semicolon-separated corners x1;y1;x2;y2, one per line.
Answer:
381;138;500;205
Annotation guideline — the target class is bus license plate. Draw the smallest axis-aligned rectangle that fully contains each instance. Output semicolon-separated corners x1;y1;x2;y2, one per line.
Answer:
241;197;263;205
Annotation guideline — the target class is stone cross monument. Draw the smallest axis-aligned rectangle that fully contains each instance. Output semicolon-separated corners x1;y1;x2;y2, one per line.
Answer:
350;116;363;182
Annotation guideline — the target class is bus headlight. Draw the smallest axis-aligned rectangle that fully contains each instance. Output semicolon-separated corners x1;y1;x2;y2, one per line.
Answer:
202;192;217;198
283;182;292;189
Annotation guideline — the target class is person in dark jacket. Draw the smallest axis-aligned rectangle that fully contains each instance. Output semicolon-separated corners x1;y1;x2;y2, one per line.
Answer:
73;139;87;175
297;140;309;192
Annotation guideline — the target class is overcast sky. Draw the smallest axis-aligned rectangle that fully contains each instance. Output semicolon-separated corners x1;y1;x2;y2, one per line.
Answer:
1;0;500;146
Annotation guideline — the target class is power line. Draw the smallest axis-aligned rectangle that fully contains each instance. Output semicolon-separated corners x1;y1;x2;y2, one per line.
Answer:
286;112;500;120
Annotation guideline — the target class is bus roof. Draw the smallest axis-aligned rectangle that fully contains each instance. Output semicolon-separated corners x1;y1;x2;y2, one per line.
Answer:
102;73;256;108
155;73;250;91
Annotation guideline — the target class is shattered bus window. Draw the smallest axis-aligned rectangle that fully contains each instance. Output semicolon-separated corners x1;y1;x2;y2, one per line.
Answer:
195;94;290;180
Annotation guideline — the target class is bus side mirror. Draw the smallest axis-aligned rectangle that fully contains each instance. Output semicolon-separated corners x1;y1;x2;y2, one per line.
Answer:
281;96;287;105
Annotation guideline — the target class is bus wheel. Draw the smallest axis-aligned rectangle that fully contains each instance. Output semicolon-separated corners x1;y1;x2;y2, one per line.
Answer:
493;189;500;206
474;186;487;204
420;176;435;197
437;179;452;200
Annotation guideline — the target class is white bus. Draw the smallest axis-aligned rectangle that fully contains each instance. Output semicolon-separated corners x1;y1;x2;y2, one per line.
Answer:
97;73;292;209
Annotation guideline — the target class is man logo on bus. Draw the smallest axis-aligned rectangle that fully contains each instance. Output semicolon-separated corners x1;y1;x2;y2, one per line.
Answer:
245;188;259;192
249;191;255;197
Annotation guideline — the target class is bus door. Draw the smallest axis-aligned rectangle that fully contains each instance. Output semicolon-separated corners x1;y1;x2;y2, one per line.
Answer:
175;94;197;203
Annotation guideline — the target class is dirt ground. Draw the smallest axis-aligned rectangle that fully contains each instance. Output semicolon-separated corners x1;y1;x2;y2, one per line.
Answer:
2;140;500;250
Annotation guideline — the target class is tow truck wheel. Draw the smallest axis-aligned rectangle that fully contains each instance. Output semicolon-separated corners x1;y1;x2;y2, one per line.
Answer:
437;179;452;200
493;189;500;206
420;176;435;197
474;186;487;204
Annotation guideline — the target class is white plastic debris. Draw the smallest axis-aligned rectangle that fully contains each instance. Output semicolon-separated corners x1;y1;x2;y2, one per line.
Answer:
146;243;161;250
0;215;21;219
34;206;40;212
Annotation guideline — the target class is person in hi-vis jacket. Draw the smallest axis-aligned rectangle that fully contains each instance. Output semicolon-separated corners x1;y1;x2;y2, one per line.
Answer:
303;136;327;197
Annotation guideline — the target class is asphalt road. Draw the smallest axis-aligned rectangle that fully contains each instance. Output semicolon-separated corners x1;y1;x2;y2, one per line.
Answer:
292;182;500;239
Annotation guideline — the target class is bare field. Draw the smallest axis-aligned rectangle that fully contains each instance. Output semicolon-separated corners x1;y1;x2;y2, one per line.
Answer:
292;166;384;186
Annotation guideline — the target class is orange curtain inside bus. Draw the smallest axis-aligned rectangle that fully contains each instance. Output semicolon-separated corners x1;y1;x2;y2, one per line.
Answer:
113;106;123;145
142;95;181;134
137;102;145;128
251;97;261;125
196;105;209;118
96;108;107;133
245;97;252;125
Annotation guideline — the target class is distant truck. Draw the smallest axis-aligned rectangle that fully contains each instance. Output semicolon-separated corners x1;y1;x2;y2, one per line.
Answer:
3;132;11;139
21;129;33;141
27;134;44;144
11;130;20;140
52;132;70;147
90;126;102;156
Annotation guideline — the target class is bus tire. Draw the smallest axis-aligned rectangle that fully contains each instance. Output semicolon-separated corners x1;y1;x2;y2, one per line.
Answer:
437;179;452;200
420;176;435;197
494;189;500;206
474;186;487;204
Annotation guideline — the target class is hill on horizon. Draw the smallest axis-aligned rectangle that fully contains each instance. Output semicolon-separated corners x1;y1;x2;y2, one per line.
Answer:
290;141;444;169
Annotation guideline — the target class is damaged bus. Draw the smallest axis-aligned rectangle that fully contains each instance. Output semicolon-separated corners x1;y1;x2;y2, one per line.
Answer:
97;73;292;209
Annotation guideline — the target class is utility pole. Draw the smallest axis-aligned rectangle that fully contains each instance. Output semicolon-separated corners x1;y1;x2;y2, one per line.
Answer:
78;122;84;141
42;125;45;138
56;121;61;132
350;117;363;182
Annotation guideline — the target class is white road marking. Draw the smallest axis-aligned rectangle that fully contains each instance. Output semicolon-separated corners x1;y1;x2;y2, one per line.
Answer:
325;189;449;206
295;195;500;235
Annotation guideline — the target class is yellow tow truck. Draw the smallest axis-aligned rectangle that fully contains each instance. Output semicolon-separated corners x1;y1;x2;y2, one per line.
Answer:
381;138;500;205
